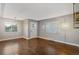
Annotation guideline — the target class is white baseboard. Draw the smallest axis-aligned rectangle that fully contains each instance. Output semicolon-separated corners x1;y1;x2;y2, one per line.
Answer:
0;37;34;41
0;37;23;41
38;36;79;47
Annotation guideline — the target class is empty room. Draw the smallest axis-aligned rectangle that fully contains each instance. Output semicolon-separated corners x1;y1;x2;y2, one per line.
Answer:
0;3;79;55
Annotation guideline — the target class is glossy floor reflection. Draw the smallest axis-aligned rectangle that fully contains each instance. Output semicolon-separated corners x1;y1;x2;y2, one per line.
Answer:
0;38;79;55
3;43;18;55
0;39;19;55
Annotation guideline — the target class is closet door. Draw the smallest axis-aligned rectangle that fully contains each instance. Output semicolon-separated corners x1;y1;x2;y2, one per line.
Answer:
29;21;37;38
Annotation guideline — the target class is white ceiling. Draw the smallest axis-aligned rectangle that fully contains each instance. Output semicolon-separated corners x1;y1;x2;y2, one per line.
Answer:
0;3;73;20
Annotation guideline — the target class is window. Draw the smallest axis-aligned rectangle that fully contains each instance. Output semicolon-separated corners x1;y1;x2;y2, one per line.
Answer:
5;22;17;32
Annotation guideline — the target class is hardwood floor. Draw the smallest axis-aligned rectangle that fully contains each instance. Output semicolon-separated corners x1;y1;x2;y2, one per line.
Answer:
0;38;79;55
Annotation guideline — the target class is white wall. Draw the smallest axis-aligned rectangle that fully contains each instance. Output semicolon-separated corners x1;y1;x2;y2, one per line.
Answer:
0;17;38;40
0;4;1;17
38;14;79;45
22;20;29;39
0;17;23;40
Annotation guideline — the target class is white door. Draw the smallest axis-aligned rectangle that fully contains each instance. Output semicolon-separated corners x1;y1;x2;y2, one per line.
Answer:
29;21;37;38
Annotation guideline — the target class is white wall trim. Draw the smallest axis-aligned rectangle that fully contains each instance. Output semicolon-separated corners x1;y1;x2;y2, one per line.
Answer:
0;37;33;41
38;36;79;47
0;37;23;41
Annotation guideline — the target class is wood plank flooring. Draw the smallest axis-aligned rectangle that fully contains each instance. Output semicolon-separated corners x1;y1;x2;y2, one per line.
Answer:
0;38;79;55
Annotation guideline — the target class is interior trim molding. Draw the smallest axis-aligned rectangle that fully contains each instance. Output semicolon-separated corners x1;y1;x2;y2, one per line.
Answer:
38;36;79;47
0;37;38;41
0;37;23;41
